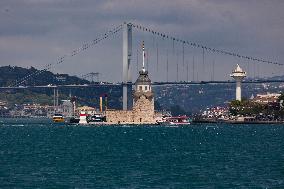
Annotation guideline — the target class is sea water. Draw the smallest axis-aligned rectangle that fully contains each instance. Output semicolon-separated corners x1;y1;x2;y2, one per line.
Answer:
0;119;283;188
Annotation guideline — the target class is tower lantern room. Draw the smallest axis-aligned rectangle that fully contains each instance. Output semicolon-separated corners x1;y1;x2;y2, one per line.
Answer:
135;70;152;92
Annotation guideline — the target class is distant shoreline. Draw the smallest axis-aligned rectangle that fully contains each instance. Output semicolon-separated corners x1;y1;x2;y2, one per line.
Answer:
193;119;284;124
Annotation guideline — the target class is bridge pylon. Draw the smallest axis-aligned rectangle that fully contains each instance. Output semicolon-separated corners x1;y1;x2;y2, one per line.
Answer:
122;22;132;110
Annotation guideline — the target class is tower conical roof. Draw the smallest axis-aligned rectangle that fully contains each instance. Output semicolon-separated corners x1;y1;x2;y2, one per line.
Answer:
135;70;151;85
230;64;246;78
232;64;245;73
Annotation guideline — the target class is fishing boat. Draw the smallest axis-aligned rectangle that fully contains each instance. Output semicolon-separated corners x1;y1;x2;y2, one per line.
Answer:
52;113;65;123
157;115;191;125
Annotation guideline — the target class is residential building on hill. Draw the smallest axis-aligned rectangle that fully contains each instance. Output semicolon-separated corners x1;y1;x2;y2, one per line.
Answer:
252;92;281;104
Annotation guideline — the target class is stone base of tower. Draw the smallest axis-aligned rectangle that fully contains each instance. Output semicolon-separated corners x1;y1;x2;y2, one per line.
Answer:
105;110;157;124
105;92;156;124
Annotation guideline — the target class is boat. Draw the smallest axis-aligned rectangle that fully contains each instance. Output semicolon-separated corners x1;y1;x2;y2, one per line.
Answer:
157;115;191;125
69;112;106;125
69;117;80;124
87;113;106;123
52;113;65;123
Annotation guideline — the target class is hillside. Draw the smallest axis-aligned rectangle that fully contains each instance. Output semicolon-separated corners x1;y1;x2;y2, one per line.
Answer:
0;66;90;87
0;65;122;109
1;66;284;114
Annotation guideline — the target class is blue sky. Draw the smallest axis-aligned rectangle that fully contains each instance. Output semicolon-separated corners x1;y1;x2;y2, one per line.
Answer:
0;0;283;82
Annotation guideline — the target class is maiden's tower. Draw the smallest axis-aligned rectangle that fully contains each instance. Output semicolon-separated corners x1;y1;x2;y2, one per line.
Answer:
105;42;156;124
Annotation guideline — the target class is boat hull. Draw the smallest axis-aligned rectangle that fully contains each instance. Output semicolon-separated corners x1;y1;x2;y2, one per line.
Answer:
52;114;65;123
53;119;64;123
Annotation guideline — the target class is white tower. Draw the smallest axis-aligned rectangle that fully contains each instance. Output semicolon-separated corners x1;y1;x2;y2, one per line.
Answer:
230;64;246;101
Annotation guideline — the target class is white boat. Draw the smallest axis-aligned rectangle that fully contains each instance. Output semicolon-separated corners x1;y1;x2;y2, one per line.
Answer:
157;115;191;125
87;113;106;123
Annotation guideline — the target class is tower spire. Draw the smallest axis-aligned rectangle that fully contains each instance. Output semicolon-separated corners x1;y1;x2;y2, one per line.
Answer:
142;41;145;72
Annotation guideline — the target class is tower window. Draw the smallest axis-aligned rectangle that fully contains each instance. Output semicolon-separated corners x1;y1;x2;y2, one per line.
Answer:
139;86;142;91
145;86;148;90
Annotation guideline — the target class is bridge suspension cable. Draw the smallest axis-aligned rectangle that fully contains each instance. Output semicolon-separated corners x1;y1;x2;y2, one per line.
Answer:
12;22;281;87
13;24;123;87
129;22;281;66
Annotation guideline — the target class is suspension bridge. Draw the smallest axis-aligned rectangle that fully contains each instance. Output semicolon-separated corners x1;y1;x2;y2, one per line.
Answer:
2;22;283;110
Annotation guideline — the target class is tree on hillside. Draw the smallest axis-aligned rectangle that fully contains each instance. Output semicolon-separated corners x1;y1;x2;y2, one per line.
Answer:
278;93;284;108
229;99;264;116
276;93;284;118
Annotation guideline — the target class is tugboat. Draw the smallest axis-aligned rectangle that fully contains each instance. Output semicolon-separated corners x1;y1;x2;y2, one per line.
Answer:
52;113;65;123
157;115;191;125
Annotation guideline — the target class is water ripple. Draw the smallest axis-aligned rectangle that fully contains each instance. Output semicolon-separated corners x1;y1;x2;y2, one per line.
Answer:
0;121;283;188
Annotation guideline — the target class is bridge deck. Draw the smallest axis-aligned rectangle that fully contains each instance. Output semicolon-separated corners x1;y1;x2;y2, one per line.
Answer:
0;80;284;89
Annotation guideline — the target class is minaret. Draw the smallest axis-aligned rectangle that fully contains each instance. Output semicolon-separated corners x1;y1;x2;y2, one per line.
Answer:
230;64;246;101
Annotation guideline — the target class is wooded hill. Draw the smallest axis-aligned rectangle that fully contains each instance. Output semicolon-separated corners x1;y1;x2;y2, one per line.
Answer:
0;66;89;87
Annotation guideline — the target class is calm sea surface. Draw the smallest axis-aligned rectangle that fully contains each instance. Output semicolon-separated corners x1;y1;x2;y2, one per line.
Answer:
0;119;283;188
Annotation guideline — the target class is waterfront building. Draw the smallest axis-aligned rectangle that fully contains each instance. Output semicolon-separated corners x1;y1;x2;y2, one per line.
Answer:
23;104;52;117
76;106;96;116
201;106;229;119
230;64;246;101
61;100;73;117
